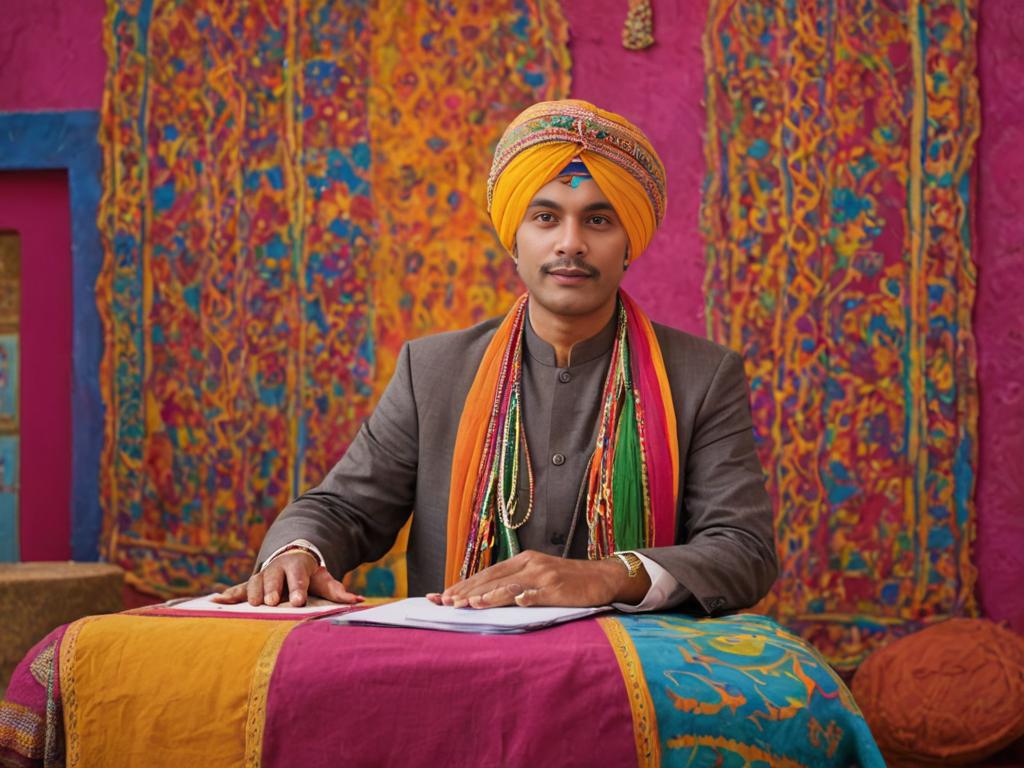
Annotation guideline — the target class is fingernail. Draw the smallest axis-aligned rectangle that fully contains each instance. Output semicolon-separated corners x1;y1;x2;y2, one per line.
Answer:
453;598;468;609
267;591;278;605
291;591;303;602
469;596;484;608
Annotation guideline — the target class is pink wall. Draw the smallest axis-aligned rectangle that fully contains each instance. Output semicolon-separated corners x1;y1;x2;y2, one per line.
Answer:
976;1;1024;630
0;171;73;561
1;0;1020;627
0;0;106;111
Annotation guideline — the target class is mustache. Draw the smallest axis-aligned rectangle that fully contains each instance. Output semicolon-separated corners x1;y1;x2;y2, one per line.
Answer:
540;258;599;277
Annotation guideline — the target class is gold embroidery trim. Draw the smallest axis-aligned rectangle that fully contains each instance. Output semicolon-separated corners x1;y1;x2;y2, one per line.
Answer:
598;616;660;767
59;616;99;768
243;621;299;767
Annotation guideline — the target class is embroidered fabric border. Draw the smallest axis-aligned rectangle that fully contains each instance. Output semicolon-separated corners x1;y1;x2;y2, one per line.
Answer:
244;621;296;767
598;616;659;768
57;617;97;768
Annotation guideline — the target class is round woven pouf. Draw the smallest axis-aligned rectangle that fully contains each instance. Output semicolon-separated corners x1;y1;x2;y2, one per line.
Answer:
0;562;124;695
852;618;1024;766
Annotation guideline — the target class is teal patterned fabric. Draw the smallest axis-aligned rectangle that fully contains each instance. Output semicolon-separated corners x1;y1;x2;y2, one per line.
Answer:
618;613;885;767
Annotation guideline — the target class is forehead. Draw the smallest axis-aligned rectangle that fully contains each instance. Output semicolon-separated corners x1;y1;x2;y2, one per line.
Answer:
528;176;615;210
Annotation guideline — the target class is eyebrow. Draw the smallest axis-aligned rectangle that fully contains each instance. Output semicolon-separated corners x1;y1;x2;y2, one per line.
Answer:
526;198;616;213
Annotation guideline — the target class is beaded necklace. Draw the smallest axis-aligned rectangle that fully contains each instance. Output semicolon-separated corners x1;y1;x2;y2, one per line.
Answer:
458;296;651;580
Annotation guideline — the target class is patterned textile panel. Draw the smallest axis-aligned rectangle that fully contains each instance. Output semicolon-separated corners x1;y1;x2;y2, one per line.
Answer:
98;0;570;597
603;614;884;767
701;0;979;667
0;625;66;767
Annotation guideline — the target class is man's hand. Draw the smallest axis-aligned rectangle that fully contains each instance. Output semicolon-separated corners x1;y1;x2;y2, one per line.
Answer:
212;551;364;607
425;550;651;609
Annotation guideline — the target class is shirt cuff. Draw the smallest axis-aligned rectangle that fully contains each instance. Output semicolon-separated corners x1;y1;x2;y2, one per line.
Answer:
611;552;687;613
259;539;326;572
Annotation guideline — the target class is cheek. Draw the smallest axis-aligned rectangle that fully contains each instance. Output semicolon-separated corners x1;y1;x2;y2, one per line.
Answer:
514;222;543;247
512;226;551;264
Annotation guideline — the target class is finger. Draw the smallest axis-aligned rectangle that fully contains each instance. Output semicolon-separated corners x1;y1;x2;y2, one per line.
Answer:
282;558;313;606
450;570;525;606
425;592;443;605
309;567;364;604
443;557;524;599
458;552;551;602
469;583;522;609
211;583;248;604
262;565;285;606
514;587;543;607
246;572;264;606
443;552;535;601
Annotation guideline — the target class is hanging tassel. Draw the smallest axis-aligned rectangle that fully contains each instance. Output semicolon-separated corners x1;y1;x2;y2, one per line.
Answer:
621;0;654;50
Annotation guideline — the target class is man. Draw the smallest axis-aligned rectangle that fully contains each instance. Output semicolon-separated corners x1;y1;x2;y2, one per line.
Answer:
215;99;777;614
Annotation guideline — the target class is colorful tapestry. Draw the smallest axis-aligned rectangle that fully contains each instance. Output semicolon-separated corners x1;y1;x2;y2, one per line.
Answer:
98;0;570;597
0;608;882;767
701;0;979;667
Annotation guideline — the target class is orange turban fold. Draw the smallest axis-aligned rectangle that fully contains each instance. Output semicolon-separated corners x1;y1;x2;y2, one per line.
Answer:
487;99;667;260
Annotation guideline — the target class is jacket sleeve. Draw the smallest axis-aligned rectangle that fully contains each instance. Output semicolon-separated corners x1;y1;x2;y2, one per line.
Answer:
255;343;420;579
636;349;778;614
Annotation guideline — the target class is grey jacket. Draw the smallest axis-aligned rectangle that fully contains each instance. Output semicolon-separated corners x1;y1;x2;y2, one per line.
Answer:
257;312;778;614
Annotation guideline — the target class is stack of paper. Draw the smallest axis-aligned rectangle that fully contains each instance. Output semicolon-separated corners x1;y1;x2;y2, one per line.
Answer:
332;597;610;634
163;593;349;617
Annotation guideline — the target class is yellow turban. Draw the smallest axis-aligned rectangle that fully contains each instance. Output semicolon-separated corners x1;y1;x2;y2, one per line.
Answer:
487;99;667;260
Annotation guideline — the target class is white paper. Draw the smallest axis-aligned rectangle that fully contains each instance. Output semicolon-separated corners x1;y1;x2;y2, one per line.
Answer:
332;597;610;634
166;593;349;615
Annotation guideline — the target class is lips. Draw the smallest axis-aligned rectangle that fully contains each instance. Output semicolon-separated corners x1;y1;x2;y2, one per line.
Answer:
547;269;593;286
548;269;591;277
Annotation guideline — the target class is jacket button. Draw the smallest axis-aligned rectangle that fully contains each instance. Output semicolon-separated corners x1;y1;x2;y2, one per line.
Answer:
558;370;572;383
551;453;566;466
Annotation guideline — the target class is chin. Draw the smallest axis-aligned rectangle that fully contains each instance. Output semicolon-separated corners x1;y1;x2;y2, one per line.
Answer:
532;290;607;319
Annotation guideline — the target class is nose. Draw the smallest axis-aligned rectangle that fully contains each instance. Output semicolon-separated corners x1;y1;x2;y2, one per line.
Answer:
555;217;587;259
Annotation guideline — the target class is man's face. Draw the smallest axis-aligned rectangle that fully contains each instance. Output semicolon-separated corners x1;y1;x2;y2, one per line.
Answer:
513;176;629;322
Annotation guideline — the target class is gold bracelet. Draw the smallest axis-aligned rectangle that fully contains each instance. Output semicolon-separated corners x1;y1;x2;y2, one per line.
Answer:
608;551;643;578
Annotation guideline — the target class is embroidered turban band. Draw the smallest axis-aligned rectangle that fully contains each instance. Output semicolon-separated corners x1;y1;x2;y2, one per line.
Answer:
487;99;668;260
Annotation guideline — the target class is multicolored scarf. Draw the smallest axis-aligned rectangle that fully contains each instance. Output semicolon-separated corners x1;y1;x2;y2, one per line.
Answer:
444;291;678;586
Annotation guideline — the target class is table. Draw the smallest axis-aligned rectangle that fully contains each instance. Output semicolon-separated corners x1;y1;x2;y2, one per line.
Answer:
0;602;884;767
